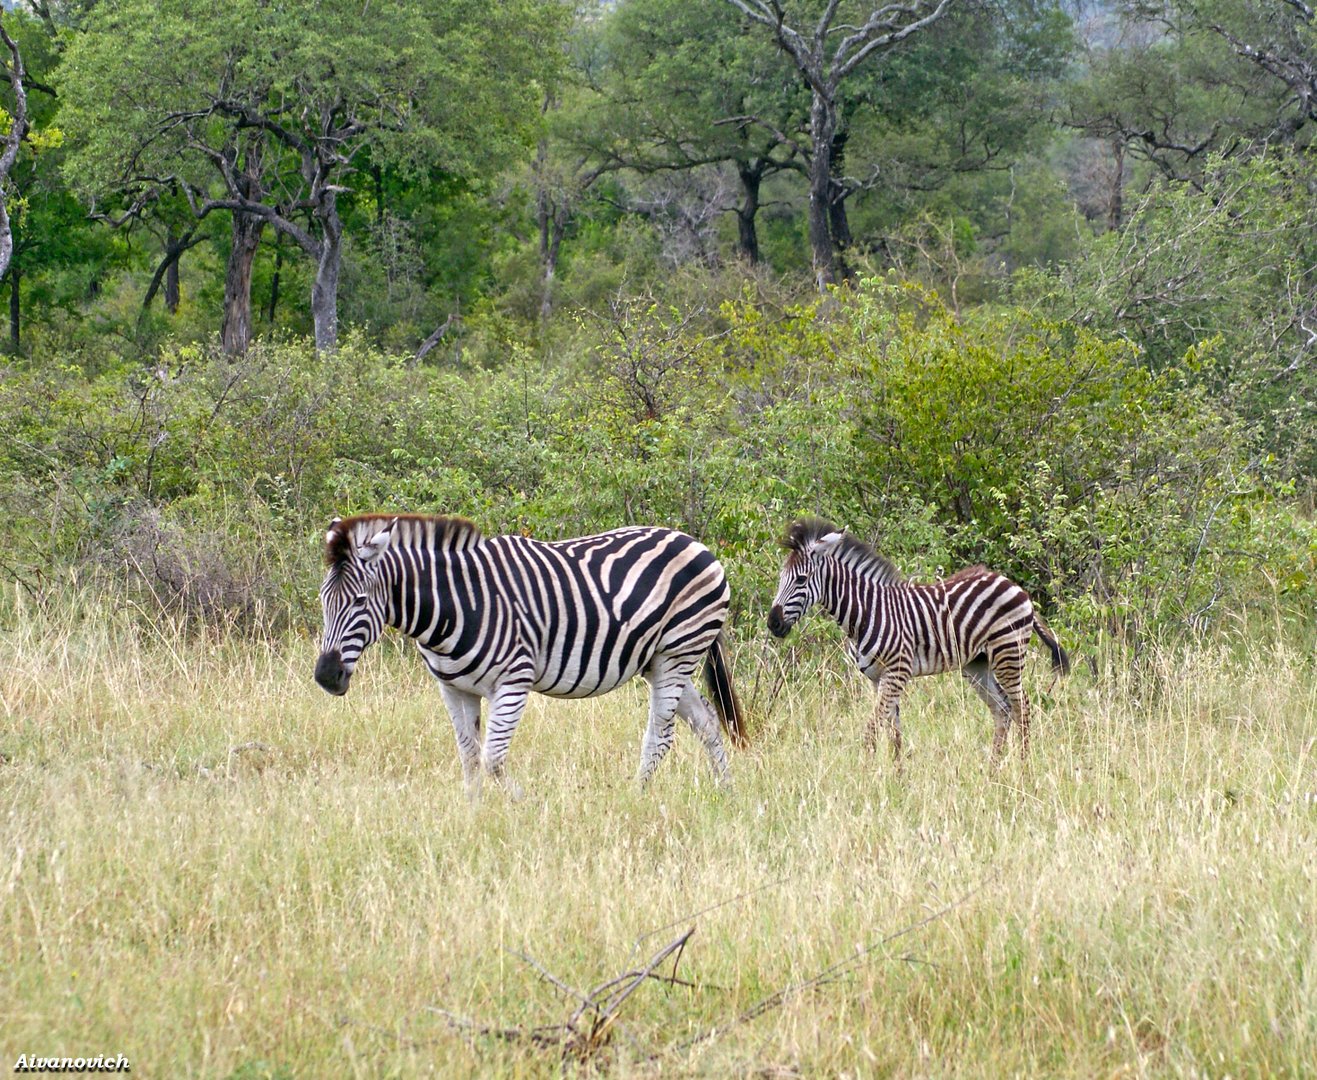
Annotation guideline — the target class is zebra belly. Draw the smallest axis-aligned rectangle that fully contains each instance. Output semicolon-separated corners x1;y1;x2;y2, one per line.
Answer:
531;665;641;699
528;626;665;697
418;640;653;699
854;642;963;680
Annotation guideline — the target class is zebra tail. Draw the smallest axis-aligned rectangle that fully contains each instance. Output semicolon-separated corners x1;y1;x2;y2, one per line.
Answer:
704;633;748;749
1032;613;1071;676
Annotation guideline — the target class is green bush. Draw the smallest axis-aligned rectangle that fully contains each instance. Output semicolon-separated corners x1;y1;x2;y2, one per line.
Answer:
0;280;1309;646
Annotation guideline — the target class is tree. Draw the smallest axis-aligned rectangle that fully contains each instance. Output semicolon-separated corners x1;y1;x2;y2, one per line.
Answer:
833;0;1074;271
1062;0;1315;217
0;14;29;284
1190;0;1317;140
721;0;952;287
1021;151;1317;482
0;8;118;356
598;0;807;264
61;0;566;352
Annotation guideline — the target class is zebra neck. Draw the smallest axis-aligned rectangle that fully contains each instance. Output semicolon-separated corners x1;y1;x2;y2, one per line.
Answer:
819;561;889;639
379;545;460;640
380;553;408;630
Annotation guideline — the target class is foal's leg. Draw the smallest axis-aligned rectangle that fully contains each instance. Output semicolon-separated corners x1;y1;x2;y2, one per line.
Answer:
864;671;908;762
988;645;1030;758
637;657;690;786
962;657;1011;759
675;677;731;786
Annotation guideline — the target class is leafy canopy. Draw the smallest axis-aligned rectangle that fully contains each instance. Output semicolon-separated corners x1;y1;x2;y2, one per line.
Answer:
59;0;568;199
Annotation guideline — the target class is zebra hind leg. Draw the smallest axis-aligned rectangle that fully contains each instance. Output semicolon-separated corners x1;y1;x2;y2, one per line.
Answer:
984;649;1030;759
962;658;1011;760
1003;669;1030;758
637;661;689;787
675;678;731;787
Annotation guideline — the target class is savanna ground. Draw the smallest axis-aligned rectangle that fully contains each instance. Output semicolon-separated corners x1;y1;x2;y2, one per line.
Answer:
2;594;1314;1078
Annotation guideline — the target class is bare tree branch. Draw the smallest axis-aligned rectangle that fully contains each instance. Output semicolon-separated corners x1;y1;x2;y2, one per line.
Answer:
413;310;459;365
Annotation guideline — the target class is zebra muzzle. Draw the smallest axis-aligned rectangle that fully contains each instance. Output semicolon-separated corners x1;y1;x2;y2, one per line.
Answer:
767;606;791;639
314;651;351;695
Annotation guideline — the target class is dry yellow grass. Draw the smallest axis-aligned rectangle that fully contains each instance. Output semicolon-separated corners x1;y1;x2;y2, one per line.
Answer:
1;591;1314;1077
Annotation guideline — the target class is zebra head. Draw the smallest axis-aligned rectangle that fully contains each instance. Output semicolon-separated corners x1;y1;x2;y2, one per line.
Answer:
767;520;845;638
314;516;397;695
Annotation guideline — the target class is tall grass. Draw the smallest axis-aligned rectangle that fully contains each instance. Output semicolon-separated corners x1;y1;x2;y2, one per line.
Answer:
2;589;1314;1077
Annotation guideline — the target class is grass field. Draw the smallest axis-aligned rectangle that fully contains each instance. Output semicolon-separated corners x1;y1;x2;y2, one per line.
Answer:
2;593;1315;1078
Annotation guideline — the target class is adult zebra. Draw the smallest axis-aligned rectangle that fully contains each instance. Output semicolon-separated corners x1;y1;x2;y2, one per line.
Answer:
768;518;1068;759
314;514;746;795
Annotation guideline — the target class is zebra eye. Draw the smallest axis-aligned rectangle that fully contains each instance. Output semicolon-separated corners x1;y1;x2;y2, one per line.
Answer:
794;573;809;585
352;592;368;606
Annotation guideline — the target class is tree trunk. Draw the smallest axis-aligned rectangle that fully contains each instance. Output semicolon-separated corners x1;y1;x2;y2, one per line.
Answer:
0;23;25;287
535;136;563;322
164;249;180;314
735;162;762;264
807;92;839;289
142;231;195;316
221;209;265;356
266;231;283;324
827;128;855;280
310;194;343;353
827;129;853;246
539;211;564;323
1107;137;1125;232
7;263;18;353
828;191;853;277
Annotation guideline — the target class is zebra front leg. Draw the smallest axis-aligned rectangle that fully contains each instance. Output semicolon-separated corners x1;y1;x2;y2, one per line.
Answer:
637;662;687;787
864;673;907;763
675;678;731;788
482;681;531;801
439;683;484;801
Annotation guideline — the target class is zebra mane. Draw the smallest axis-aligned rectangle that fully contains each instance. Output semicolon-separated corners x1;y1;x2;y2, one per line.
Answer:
324;513;483;567
782;518;905;585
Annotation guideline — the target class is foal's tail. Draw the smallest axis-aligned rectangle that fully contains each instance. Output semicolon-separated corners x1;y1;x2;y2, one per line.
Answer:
704;633;748;749
1032;613;1071;677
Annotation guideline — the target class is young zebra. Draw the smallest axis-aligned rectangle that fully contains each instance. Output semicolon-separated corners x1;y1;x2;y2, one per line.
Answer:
314;514;746;796
767;518;1068;759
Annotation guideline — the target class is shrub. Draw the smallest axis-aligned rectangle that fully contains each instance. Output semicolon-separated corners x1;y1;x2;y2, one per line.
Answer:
0;282;1309;646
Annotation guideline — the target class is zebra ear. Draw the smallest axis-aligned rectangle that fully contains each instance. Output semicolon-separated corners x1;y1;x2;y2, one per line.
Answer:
356;517;398;563
809;530;845;556
325;516;343;545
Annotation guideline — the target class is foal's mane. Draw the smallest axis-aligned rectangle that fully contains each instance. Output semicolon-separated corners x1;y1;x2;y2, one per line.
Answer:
324;513;483;567
782;518;905;584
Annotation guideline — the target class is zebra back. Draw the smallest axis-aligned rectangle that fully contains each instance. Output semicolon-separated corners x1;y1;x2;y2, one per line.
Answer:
328;514;734;699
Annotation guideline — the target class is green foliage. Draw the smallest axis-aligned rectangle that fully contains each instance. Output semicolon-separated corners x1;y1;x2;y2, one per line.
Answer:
0;10;124;356
1;282;1308;644
55;0;567;347
0;0;1308;654
1020;150;1317;484
60;0;566;192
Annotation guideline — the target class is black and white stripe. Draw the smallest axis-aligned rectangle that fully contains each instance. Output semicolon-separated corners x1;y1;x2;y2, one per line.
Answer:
768;518;1068;758
315;514;745;794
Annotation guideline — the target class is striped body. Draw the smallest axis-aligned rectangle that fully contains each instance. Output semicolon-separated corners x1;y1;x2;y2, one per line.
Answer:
768;519;1068;758
315;515;744;795
839;568;1036;681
